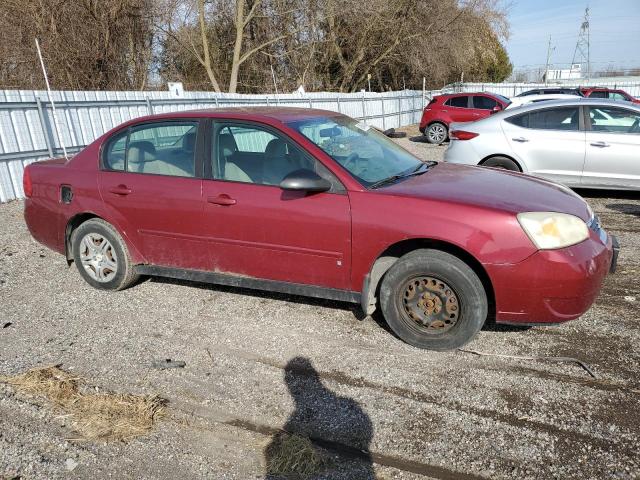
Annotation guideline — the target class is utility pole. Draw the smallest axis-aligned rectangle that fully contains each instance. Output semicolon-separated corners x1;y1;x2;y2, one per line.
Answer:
544;36;555;85
571;7;590;81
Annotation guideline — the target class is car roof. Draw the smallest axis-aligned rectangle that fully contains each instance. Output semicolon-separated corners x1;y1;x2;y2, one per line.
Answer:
437;92;501;98
125;106;345;124
494;97;640;116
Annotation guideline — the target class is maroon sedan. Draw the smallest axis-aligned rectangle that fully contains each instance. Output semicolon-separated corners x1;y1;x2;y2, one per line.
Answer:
23;107;617;350
580;87;640;104
419;92;511;144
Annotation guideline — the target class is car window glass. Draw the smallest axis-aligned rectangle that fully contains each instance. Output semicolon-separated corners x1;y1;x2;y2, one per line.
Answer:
472;96;498;110
589;107;640;134
104;131;127;170
212;123;344;191
610;92;628;101
446;96;469;108
528;107;579;131
125;122;197;177
588;91;608;98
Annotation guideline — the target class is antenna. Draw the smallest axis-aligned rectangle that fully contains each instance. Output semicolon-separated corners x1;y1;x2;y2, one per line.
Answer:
35;38;68;161
571;7;590;81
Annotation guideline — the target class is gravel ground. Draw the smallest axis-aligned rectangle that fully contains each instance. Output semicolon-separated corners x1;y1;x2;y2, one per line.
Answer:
1;128;639;479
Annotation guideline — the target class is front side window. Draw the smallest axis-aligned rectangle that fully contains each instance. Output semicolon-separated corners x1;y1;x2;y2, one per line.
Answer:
472;96;498;110
103;121;198;177
610;92;629;101
588;107;640;134
212;123;344;191
588;91;608;99
288;116;425;188
506;107;580;131
446;96;469;108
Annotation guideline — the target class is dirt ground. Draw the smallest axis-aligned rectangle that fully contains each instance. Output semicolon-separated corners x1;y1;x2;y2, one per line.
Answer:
1;126;639;479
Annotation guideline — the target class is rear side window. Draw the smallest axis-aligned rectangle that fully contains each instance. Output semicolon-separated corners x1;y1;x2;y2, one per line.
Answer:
103;121;198;177
445;96;469;108
610;92;629;101
472;96;498;110
588;91;608;98
506;107;580;131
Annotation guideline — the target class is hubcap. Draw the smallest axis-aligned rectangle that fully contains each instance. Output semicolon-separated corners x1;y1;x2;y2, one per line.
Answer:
399;276;460;334
428;124;446;143
79;233;118;282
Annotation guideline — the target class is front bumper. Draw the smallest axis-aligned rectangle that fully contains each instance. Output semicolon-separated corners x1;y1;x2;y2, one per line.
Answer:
486;226;616;325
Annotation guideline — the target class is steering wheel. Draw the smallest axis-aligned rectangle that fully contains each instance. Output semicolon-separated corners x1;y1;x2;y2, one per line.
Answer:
343;152;360;171
630;118;640;134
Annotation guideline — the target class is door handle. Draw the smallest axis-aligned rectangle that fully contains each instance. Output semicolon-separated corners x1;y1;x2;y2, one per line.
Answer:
590;141;610;148
512;137;529;143
108;185;132;195
208;194;236;206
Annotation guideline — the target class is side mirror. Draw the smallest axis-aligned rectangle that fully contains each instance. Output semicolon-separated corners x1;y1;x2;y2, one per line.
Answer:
491;105;503;114
280;169;331;192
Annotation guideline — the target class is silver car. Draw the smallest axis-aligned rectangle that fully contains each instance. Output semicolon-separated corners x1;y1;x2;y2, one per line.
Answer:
444;98;640;190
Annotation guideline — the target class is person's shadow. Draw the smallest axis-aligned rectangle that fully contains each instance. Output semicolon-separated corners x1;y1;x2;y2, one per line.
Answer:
264;357;375;479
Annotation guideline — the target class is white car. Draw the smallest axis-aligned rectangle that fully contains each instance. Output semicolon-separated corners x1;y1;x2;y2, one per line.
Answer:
505;94;578;109
443;99;640;190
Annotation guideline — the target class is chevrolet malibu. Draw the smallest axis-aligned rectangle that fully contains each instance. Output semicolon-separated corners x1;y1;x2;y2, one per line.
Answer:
23;107;617;351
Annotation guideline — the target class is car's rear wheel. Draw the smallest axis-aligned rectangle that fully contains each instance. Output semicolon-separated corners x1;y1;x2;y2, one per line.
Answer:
71;218;139;291
379;249;487;351
482;156;520;171
425;122;448;144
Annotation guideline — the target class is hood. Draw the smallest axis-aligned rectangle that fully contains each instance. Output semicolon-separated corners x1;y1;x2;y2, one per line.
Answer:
380;163;591;221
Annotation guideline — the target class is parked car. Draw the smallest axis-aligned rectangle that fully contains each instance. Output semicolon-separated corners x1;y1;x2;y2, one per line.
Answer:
24;107;617;351
580;87;640;104
419;93;511;144
516;87;583;97
505;94;578;109
444;98;640;190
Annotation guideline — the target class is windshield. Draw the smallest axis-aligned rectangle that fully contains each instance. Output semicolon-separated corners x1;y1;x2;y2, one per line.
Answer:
287;115;424;187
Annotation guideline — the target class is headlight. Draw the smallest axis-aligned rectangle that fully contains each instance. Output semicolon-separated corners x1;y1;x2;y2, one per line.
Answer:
517;212;589;250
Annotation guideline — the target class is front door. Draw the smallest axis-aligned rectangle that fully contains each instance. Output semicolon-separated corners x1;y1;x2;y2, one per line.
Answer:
582;105;640;188
98;120;206;270
201;121;352;290
502;105;586;185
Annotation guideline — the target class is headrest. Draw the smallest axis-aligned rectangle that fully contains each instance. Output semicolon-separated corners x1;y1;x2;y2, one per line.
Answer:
218;134;237;157
182;132;196;153
128;141;156;163
265;138;287;158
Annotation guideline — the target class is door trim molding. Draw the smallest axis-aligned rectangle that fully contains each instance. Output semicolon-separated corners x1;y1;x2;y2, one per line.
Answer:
135;264;360;303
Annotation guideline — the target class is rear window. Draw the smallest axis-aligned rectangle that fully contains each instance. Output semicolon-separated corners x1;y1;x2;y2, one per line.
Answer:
506;107;580;131
445;96;469;108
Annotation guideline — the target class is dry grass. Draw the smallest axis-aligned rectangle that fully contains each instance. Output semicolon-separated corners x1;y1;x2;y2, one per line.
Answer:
264;431;327;478
0;366;165;441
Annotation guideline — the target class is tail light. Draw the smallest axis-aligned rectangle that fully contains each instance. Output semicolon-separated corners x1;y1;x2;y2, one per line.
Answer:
450;130;479;141
23;165;33;197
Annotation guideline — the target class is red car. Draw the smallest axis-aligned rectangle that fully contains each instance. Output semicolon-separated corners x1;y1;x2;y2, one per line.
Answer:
419;93;511;144
23;107;617;351
580;87;640;104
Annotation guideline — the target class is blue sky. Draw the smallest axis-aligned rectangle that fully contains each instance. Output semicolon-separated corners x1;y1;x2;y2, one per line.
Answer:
504;0;640;72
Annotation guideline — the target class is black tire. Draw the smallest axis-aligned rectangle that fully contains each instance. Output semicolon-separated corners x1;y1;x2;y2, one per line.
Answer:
482;156;520;171
71;218;139;291
383;128;407;138
379;249;487;351
425;122;448;144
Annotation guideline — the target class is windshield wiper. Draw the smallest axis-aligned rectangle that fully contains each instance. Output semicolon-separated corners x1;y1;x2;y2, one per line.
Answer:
369;161;436;189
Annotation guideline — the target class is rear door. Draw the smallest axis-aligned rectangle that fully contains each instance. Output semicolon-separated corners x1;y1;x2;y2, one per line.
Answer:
98;120;206;270
444;96;474;122
501;105;586;185
582;105;640;188
471;95;500;120
200;120;352;289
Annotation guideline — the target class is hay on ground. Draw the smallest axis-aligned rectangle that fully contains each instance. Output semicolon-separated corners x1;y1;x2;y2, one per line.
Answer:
0;366;165;441
265;431;327;478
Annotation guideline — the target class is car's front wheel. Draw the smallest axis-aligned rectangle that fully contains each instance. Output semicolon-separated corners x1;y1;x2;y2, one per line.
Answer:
71;218;139;291
425;122;448;144
379;249;487;351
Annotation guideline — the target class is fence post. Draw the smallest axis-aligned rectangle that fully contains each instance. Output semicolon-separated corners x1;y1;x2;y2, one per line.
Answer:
145;96;154;115
397;93;401;128
381;96;386;130
336;96;341;114
308;96;313;109
36;97;54;158
214;95;219;108
361;91;367;123
266;97;270;106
